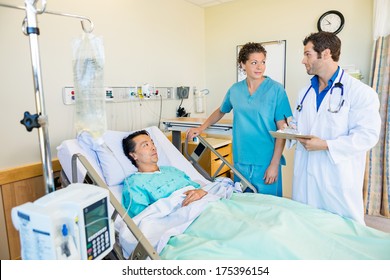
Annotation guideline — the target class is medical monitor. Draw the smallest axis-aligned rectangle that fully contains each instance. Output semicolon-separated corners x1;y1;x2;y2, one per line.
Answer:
11;183;114;260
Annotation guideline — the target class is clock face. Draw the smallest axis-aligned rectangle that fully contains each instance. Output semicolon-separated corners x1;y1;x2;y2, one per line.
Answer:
318;10;345;34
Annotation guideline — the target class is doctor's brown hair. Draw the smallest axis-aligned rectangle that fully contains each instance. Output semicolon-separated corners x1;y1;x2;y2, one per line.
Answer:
122;130;150;167
303;31;341;62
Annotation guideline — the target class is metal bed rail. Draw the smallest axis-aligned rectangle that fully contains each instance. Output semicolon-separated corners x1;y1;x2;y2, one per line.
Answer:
183;136;257;193
71;153;160;260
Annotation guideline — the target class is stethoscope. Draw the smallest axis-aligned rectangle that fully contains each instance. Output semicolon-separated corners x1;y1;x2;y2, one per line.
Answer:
296;70;345;113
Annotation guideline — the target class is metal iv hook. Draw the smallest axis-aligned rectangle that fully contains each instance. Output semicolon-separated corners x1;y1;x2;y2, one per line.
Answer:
21;9;94;35
39;9;94;33
0;1;94;34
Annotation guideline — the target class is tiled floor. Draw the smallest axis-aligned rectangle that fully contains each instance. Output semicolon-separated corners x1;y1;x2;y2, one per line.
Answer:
365;215;390;233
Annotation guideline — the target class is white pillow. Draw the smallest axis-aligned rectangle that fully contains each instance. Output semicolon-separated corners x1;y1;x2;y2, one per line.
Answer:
98;130;138;186
78;127;170;186
78;126;209;187
57;139;104;183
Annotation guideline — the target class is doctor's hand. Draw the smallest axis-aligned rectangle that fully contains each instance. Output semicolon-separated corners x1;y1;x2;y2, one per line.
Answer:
186;127;203;141
182;189;207;207
297;136;328;151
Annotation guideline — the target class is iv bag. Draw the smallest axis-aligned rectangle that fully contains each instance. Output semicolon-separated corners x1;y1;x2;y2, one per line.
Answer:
72;33;106;139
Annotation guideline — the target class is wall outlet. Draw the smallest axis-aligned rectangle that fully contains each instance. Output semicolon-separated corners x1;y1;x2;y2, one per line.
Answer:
62;87;76;105
62;86;175;105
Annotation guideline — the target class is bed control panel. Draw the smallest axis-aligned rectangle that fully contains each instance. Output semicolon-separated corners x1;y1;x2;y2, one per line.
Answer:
191;142;207;161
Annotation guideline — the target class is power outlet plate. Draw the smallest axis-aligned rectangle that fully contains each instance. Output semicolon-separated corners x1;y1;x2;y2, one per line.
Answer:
62;87;76;105
62;86;175;105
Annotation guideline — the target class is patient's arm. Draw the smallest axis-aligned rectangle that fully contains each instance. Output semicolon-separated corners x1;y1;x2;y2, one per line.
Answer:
182;189;208;207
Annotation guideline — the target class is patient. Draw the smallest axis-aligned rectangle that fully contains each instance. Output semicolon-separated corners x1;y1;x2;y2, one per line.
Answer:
122;130;207;217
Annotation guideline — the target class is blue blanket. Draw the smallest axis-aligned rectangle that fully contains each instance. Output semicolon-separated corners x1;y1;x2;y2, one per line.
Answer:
160;193;390;260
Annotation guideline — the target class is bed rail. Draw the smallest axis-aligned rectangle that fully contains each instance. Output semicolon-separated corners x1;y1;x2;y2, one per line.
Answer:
71;153;160;260
183;136;257;193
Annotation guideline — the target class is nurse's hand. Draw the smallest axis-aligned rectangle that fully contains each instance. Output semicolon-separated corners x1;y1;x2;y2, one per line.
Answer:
182;189;207;207
263;162;278;184
186;127;202;141
297;136;328;151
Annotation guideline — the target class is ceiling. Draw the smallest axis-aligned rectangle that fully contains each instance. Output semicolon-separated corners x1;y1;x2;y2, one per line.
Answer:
184;0;236;8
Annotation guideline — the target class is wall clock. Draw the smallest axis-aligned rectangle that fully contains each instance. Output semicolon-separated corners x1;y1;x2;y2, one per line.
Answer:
317;10;345;34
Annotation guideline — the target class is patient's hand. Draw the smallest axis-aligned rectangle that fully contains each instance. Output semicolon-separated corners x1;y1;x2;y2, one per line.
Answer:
182;189;207;207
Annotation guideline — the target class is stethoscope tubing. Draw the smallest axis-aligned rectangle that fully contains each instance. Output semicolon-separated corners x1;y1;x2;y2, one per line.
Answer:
297;70;345;113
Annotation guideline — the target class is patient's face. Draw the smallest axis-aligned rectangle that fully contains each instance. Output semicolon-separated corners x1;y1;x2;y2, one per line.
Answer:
130;134;159;166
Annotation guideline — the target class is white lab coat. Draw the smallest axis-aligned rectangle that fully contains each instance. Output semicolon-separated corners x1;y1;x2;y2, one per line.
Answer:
292;71;381;225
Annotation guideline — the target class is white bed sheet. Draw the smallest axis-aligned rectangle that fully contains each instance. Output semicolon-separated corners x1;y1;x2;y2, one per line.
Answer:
117;179;240;258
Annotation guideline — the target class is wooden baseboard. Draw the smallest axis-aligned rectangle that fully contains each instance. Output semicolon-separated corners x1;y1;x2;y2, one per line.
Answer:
0;159;61;185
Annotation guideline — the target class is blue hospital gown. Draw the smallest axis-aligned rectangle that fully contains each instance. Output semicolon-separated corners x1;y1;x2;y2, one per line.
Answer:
122;166;201;217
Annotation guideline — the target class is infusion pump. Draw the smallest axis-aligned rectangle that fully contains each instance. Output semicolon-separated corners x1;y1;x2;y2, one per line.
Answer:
11;183;114;260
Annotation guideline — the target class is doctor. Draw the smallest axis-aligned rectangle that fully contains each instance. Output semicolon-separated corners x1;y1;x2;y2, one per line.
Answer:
291;32;381;225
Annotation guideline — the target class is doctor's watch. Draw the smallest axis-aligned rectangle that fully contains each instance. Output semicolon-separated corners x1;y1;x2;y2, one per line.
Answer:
317;10;345;34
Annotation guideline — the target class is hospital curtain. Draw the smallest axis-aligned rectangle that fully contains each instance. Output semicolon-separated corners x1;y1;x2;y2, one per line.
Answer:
363;0;390;217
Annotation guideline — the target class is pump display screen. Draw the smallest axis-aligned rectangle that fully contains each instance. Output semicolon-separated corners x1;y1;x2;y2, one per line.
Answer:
83;197;111;259
84;197;109;239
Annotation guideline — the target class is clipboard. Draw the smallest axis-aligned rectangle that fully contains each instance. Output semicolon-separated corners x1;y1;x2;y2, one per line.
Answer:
269;131;313;140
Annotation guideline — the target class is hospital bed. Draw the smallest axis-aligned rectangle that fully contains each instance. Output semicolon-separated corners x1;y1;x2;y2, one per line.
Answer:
57;126;390;260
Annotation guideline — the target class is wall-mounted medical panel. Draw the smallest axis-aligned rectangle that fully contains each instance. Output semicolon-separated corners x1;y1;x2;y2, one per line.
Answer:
62;86;175;105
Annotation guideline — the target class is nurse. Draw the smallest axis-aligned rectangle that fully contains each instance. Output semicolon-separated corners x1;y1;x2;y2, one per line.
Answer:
187;42;292;196
291;32;381;224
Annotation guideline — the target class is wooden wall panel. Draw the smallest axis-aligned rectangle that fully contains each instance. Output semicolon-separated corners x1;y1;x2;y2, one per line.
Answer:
0;189;9;259
2;176;47;259
0;160;61;260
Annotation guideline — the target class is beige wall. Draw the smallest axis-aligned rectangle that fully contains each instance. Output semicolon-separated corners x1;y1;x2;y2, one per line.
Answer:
0;0;374;198
204;0;374;197
0;0;205;169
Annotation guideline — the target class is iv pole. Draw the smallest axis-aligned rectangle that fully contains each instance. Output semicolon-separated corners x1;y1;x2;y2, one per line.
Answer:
0;0;94;194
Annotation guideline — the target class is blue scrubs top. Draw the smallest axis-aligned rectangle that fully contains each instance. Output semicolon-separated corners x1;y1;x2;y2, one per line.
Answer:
122;166;201;217
220;77;292;166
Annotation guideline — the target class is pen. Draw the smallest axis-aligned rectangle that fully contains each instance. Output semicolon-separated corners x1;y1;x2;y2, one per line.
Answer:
284;115;289;127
